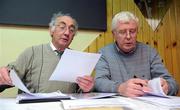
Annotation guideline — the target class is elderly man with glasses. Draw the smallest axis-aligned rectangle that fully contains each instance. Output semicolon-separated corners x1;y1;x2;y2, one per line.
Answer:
0;12;94;93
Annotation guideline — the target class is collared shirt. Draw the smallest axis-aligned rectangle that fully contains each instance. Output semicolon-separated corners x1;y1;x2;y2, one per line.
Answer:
50;42;57;51
50;42;58;55
50;42;64;57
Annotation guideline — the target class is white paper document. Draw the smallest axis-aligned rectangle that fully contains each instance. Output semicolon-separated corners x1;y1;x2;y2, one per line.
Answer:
10;69;66;97
137;77;180;108
143;77;168;97
67;92;117;99
61;97;136;110
49;49;101;82
10;69;33;95
10;70;70;103
136;96;180;108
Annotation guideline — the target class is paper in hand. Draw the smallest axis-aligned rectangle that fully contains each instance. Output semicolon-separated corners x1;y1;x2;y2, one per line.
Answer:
49;49;101;82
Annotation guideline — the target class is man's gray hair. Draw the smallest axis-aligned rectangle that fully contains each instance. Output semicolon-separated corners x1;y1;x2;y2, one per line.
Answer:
111;11;139;31
49;11;78;32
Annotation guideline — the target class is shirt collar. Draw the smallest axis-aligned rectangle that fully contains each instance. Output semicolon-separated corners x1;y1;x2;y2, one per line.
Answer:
50;42;57;51
50;42;66;56
50;42;64;56
50;42;68;52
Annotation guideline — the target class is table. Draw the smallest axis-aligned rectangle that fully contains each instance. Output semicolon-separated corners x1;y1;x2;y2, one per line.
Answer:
0;97;62;110
0;97;180;110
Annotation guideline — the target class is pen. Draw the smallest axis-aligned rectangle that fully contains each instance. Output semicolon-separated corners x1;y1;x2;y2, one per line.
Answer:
133;75;143;87
133;75;137;78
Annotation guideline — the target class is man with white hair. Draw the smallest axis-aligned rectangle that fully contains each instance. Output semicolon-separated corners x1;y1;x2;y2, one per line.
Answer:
95;11;178;97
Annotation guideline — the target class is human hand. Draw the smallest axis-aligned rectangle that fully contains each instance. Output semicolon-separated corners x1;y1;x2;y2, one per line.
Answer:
76;75;94;93
160;78;169;95
0;67;12;85
117;78;150;97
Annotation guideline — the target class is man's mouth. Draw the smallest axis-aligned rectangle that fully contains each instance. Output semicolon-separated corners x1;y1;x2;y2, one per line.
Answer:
125;43;132;46
61;38;68;42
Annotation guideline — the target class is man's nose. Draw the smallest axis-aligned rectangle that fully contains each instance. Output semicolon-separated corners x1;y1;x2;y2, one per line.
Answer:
64;27;70;35
126;31;131;39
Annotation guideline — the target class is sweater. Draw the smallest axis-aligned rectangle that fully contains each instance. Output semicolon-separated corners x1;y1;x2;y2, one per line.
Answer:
95;42;179;95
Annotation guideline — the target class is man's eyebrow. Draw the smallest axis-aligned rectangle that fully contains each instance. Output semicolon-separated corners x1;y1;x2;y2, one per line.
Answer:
69;24;75;29
57;21;75;28
57;21;66;25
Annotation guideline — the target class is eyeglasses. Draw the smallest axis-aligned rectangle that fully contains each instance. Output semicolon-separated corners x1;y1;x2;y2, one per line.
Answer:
115;29;137;37
55;22;76;35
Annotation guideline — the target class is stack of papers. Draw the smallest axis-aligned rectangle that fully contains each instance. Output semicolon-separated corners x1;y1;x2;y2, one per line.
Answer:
67;92;117;99
136;96;180;108
16;92;70;103
136;77;180;108
61;97;136;110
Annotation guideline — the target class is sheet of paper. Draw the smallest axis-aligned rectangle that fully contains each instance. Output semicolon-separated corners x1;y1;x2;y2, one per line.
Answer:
136;96;180;108
10;69;68;98
67;92;117;99
61;97;136;110
143;77;168;97
10;69;32;94
49;49;101;82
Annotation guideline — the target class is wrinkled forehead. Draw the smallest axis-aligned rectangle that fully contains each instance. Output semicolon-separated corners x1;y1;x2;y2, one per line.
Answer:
55;16;75;26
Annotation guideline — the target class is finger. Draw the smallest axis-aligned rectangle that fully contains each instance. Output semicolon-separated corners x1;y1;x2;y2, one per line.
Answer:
131;82;141;88
160;78;169;94
160;78;167;86
78;78;93;88
133;78;148;87
3;74;12;84
0;67;11;81
133;89;145;96
77;76;94;92
142;86;152;92
76;78;89;89
77;76;94;84
0;73;12;85
78;82;90;92
162;83;169;94
81;76;94;82
126;88;145;97
77;77;88;85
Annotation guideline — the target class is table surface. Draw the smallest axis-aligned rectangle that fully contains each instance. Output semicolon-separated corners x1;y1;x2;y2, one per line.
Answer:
0;97;180;110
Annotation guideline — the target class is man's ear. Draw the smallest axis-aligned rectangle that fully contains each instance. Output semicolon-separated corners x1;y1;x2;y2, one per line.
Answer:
49;27;55;37
112;30;115;36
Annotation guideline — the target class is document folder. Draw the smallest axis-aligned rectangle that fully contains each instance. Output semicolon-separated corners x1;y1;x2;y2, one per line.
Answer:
17;93;71;104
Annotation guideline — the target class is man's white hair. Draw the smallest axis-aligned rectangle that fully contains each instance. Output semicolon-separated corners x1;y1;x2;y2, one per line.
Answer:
49;11;78;32
111;11;139;31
